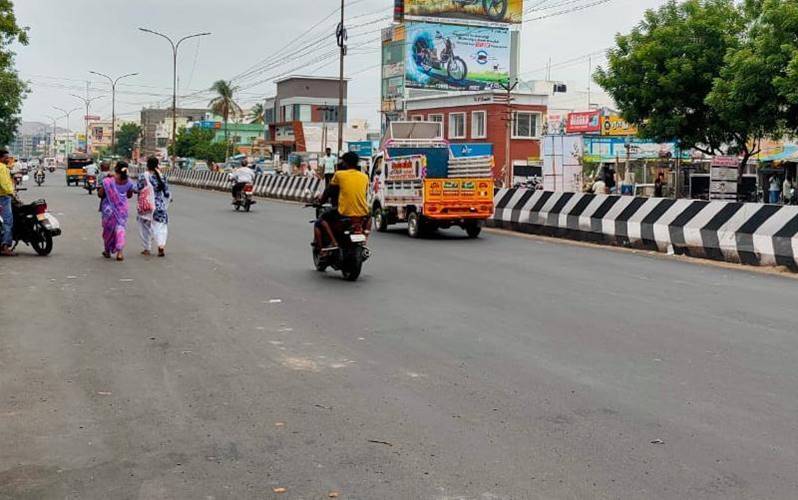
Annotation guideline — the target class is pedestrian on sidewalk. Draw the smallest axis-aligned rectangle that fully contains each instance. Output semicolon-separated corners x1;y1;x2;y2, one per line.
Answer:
769;176;781;204
137;157;171;257
0;149;16;256
99;162;136;261
782;176;793;205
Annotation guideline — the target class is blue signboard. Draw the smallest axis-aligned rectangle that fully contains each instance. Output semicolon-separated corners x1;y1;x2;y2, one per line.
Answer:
348;141;374;157
449;143;493;158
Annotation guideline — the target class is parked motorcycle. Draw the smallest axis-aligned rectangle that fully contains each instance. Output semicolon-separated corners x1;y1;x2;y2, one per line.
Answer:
84;175;97;195
0;188;61;256
308;203;371;281
34;170;45;186
454;0;508;20
413;32;468;82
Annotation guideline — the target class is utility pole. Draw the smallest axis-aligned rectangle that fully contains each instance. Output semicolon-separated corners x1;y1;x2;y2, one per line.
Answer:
139;28;211;167
90;71;139;155
319;103;335;153
72;92;104;155
498;79;518;188
45;115;59;158
53;106;81;158
336;0;347;155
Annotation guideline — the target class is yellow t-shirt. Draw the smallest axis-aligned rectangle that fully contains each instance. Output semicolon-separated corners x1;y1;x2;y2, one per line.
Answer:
331;168;369;217
0;163;13;196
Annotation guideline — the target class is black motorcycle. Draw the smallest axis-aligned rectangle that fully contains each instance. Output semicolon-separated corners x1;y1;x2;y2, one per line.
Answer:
413;33;468;82
455;0;509;20
34;170;45;186
0;189;61;256
308;204;371;282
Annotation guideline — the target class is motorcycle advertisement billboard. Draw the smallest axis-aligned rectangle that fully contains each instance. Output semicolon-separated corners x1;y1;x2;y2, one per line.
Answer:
405;22;510;92
402;0;523;25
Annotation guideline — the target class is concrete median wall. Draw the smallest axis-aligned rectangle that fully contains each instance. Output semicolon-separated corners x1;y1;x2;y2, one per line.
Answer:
131;168;322;204
489;188;798;271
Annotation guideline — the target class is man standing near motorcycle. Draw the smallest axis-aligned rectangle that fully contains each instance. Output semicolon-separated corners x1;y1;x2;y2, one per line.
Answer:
314;151;369;250
0;149;16;256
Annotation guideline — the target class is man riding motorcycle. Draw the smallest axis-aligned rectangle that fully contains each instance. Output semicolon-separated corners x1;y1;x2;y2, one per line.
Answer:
314;151;369;251
230;159;255;203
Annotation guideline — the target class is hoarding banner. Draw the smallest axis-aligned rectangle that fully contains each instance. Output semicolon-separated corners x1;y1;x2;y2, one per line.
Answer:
405;22;510;92
582;137;688;163
600;116;638;136
566;111;601;134
402;0;523;25
449;142;493;158
348;141;374;157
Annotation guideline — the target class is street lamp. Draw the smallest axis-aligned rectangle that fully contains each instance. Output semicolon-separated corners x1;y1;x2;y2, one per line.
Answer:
44;115;60;159
90;71;138;154
139;28;211;167
53;106;81;157
71;94;104;155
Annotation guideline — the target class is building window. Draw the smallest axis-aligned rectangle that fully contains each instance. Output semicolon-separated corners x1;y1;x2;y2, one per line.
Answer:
512;112;541;139
449;112;466;139
428;114;443;123
322;105;345;123
283;105;293;121
411;115;424;122
471;111;486;139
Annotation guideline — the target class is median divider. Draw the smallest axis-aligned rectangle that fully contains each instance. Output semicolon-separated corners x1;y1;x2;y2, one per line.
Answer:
130;167;322;204
489;188;798;271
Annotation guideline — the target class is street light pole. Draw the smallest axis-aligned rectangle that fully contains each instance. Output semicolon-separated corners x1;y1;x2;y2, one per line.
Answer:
45;115;59;159
336;0;347;154
139;28;211;167
90;71;139;154
53;106;81;158
71;94;104;155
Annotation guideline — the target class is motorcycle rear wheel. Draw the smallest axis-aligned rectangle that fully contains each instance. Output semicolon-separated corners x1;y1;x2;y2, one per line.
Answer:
483;0;508;20
342;247;364;282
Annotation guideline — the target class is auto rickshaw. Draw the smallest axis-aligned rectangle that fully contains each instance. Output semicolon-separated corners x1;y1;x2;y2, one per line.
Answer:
66;153;93;186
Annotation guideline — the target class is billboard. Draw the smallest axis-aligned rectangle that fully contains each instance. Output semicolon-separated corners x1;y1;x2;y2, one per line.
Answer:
405;22;510;92
566;111;601;134
600;116;638;136
582;137;689;163
402;0;523;25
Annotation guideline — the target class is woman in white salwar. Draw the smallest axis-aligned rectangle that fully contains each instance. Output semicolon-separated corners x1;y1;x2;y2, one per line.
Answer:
137;157;171;257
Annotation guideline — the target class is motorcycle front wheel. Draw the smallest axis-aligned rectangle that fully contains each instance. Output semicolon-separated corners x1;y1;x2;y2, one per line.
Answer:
31;225;54;256
313;247;327;272
448;57;468;82
483;0;508;20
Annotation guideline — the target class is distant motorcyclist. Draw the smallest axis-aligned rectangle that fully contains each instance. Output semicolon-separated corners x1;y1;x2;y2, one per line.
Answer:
314;151;369;250
230;159;255;203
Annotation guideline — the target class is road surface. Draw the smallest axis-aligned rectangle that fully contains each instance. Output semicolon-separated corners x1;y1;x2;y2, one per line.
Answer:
2;177;797;499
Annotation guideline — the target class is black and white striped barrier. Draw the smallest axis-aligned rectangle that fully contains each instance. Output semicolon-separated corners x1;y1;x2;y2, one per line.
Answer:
490;188;798;270
130;167;322;203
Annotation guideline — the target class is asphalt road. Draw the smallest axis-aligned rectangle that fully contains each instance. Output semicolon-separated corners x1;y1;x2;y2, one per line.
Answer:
2;176;797;500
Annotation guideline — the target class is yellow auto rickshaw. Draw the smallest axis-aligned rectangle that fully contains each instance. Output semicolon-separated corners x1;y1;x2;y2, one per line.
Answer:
66;153;92;186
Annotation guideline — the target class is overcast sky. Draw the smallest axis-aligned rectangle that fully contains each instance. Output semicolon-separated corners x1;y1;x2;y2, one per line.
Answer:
14;0;666;130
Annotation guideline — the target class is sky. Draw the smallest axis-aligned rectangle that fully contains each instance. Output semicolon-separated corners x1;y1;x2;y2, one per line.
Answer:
13;0;667;131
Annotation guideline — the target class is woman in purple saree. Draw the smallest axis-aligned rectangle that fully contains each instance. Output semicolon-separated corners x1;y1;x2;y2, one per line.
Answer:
99;162;135;261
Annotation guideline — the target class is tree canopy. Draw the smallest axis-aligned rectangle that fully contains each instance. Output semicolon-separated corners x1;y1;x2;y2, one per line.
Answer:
112;122;142;159
595;0;798;170
170;126;232;164
0;1;28;147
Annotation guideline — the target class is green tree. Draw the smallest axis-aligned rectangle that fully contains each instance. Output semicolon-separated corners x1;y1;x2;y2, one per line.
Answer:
595;0;745;157
112;122;142;159
248;103;265;124
169;126;236;164
208;80;242;160
0;1;28;147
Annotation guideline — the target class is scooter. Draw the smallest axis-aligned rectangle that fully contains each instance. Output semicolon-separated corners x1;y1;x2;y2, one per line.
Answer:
230;177;255;212
34;169;45;186
413;33;468;82
12;172;24;188
454;0;508;20
84;175;97;195
0;187;62;256
308;203;371;281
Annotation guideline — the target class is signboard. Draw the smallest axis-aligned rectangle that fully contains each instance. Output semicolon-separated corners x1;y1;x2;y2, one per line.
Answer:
405;22;510;92
401;0;523;25
275;125;296;142
84;115;101;121
348;141;374;157
600;116;638;136
449;142;493;158
566;111;601;134
582;137;688;163
543;135;584;192
710;156;739;200
383;63;404;79
544;113;565;135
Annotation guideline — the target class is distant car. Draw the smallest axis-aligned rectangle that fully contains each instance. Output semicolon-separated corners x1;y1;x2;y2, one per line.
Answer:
193;161;210;172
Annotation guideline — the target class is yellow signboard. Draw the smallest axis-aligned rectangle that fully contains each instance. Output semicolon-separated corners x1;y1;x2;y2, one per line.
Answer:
600;116;638;137
404;0;523;25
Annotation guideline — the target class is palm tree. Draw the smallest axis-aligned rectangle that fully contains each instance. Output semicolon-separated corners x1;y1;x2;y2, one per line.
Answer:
248;103;265;124
208;80;242;161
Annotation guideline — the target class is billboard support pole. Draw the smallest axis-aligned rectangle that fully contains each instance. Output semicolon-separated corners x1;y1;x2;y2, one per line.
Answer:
337;0;347;155
500;79;517;188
